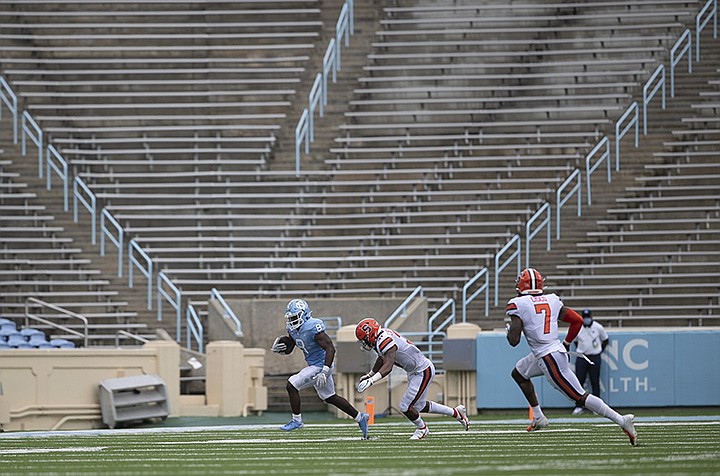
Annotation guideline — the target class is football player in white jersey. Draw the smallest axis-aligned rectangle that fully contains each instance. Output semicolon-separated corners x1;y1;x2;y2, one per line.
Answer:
354;318;470;440
272;299;369;438
505;268;638;446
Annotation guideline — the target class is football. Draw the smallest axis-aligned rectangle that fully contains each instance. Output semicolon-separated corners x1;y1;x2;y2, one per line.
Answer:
277;335;295;354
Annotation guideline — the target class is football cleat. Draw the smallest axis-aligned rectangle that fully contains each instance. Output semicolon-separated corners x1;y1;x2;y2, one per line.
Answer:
357;412;369;439
572;407;585;415
526;415;549;432
454;405;470;431
279;419;304;432
410;424;429;440
622;414;638;446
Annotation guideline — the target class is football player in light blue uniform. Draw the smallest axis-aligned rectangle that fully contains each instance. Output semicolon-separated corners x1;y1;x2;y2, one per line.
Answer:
271;298;369;438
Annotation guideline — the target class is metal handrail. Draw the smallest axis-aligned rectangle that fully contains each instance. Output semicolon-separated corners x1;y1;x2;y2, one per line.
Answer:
614;101;638;172
100;208;124;277
643;64;666;135
384;285;423;329
525;202;550;268
494;234;521;306
21;110;42;177
0;75;17;144
585;137;611;206
696;0;717;61
294;0;354;174
157;272;182;337
186;303;204;353
335;2;350;70
322;38;337;106
128;239;153;310
670;29;692;97
46;144;69;211
308;73;323;143
556;168;581;239
211;288;242;337
462;267;488;321
115;330;149;347
295;108;309;176
73;176;96;245
24;297;88;347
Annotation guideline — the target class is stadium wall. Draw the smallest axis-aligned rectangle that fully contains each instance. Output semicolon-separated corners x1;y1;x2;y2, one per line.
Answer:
0;340;267;431
475;328;720;409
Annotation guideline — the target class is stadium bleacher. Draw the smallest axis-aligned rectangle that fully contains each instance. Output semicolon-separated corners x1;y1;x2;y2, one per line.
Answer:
0;0;718;356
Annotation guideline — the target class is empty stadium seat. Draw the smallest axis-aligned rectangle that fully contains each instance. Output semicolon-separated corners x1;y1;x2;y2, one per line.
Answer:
50;339;76;349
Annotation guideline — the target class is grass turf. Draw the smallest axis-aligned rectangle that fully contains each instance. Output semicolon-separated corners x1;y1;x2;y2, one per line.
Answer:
0;414;718;475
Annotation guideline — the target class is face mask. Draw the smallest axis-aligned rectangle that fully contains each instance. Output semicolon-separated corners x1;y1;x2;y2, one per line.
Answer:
583;317;593;327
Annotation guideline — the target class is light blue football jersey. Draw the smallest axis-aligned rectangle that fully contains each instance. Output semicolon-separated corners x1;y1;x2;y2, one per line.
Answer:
288;317;326;367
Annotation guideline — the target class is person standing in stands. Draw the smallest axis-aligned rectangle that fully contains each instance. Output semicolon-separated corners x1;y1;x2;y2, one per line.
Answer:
570;309;609;415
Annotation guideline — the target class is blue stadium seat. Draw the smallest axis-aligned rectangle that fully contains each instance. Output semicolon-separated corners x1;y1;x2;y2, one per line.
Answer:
20;327;46;342
0;317;15;327
29;334;50;347
0;326;20;343
7;335;31;348
0;342;11;350
50;338;76;349
34;341;53;349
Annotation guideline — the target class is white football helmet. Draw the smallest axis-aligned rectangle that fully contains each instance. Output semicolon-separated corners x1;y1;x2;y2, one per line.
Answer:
285;299;311;331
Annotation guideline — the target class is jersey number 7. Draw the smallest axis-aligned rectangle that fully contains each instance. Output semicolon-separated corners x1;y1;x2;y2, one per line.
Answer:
534;303;551;334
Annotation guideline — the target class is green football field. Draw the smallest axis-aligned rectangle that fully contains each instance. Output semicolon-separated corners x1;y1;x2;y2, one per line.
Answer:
1;413;718;475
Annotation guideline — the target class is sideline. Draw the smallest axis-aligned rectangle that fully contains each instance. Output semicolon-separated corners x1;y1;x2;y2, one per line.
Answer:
1;414;717;439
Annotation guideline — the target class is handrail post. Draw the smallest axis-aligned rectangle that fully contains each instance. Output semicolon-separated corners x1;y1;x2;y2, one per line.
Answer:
525;203;551;269
129;239;153;310
21;110;43;177
308;73;323;143
186;304;204;353
670;29;692;98
73;177;97;245
696;0;718;61
211;288;243;337
0;75;18;144
46;144;69;211
494;234;521;306
462;267;489;320
384;285;424;328
585;137;611;206
295;108;309;176
556;169;581;239
614;101;638;172
335;3;350;71
101;208;124;277
322;38;337;106
24;297;88;347
426;298;455;363
158;272;182;340
642;64;666;135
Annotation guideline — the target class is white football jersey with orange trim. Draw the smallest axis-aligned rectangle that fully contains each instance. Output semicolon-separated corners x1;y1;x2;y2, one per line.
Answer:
374;328;430;375
506;293;566;358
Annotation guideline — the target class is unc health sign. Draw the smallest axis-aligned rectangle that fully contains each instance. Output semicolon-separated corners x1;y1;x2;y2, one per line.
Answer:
475;329;720;408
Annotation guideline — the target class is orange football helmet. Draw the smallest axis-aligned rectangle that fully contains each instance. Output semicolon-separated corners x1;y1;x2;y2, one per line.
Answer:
355;317;381;351
515;268;544;295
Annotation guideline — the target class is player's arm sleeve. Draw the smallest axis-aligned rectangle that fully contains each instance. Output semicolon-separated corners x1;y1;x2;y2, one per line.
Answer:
560;307;583;344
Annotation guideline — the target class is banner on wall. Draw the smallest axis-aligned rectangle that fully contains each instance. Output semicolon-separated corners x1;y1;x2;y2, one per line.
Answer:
475;329;720;408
